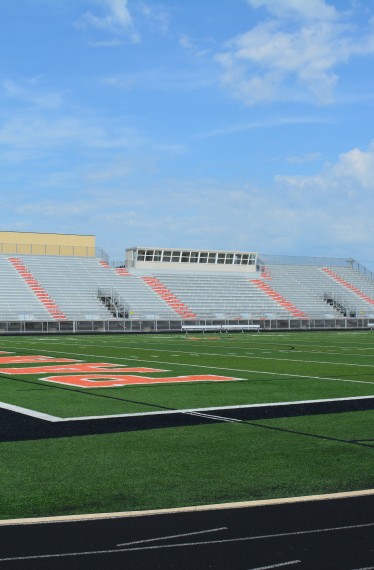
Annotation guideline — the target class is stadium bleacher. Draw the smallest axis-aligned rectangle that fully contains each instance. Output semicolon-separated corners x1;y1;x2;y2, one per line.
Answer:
1;247;374;329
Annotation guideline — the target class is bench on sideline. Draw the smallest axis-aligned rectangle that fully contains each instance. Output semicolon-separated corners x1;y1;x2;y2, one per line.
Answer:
181;324;260;333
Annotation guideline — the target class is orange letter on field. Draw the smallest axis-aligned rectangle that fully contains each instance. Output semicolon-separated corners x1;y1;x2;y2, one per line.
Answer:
42;374;238;388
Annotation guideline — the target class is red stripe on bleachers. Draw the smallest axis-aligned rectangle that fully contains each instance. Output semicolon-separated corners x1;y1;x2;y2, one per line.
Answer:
115;267;131;276
251;279;307;317
260;265;272;280
98;259;130;276
322;268;374;305
142;276;197;319
8;257;67;320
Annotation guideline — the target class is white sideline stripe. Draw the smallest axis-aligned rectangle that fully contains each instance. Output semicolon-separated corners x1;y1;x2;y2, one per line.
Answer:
1;489;373;527
0;522;372;562
58;394;374;422
1;395;373;424
116;526;227;546
0;402;60;422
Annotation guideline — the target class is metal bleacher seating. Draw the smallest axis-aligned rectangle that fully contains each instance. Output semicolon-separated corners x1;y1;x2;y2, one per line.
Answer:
1;253;374;322
0;255;51;321
140;271;293;320
11;255;179;321
265;264;374;318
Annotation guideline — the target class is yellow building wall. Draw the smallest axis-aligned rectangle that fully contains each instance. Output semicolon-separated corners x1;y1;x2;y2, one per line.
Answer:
0;232;96;257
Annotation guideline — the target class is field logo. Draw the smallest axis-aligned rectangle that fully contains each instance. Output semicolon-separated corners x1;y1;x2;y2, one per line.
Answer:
42;373;238;388
0;354;240;388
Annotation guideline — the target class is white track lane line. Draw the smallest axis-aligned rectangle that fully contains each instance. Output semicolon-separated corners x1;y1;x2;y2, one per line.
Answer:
0;522;372;562
248;561;301;570
117;526;227;546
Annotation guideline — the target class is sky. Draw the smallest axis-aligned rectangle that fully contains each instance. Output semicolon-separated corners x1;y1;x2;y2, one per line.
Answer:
1;0;374;267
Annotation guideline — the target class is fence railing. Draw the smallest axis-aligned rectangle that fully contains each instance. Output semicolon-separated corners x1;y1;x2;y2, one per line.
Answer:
350;259;374;282
259;253;354;267
0;317;372;334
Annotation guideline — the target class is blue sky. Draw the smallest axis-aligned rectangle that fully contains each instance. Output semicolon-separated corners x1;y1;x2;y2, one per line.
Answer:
1;0;374;267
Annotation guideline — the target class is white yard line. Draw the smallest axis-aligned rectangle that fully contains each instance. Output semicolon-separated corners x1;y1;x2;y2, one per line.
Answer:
23;341;374;369
2;345;374;386
4;337;374;359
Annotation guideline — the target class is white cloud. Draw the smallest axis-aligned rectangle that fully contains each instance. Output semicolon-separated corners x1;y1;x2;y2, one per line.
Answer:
140;3;170;35
102;67;214;92
4;144;374;264
195;115;333;139
0;112;144;163
179;33;194;51
330;146;374;189
216;1;374;105
89;39;124;47
179;33;212;58
286;152;321;164
1;78;65;109
247;0;338;22
75;0;140;43
277;142;374;192
272;142;374;259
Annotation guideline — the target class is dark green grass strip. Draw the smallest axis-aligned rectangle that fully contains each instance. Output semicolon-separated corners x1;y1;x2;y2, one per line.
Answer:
1;411;373;519
211;414;374;450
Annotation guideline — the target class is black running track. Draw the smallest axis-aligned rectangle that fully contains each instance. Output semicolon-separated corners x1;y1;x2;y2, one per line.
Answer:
1;396;374;443
0;494;373;569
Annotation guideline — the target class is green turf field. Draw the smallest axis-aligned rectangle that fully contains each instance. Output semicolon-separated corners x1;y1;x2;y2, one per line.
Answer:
0;331;373;519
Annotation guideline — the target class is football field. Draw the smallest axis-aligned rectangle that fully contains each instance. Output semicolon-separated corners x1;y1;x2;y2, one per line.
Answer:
0;330;373;520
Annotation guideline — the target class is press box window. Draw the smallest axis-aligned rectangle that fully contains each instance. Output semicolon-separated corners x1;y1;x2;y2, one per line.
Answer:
172;251;181;262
